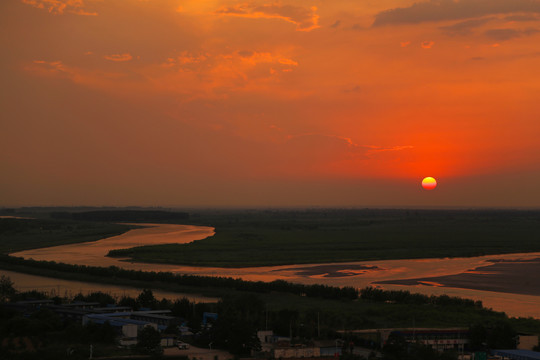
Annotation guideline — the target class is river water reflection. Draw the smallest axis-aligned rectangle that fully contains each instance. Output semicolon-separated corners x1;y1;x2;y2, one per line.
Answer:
3;270;218;303
10;223;540;318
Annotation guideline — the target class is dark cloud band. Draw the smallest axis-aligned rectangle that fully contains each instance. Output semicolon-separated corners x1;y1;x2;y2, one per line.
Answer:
373;0;540;26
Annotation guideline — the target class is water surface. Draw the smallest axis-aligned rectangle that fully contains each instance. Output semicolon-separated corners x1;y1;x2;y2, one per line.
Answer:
3;269;218;303
11;223;540;318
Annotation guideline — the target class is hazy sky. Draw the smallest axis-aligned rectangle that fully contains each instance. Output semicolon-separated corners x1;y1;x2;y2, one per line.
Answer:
1;0;540;207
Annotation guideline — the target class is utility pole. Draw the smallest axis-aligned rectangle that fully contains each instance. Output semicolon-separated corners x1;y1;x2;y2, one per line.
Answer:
317;312;320;338
290;320;292;340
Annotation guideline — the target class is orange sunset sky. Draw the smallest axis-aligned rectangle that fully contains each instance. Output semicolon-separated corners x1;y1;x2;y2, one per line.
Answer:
1;0;540;207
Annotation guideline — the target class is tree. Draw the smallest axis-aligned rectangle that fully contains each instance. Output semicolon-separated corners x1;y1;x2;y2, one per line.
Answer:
118;295;138;309
172;298;193;318
382;333;409;360
137;326;162;355
73;291;116;306
86;321;117;344
469;323;487;350
487;321;516;349
137;289;157;309
0;276;16;302
469;320;517;350
212;295;262;355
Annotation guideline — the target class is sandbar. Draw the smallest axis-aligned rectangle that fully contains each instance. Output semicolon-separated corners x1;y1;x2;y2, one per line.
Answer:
376;258;540;296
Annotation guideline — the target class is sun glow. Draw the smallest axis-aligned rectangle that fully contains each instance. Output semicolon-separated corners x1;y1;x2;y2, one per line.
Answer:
422;177;437;190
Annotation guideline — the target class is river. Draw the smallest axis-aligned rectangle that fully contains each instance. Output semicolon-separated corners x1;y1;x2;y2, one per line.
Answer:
9;223;540;318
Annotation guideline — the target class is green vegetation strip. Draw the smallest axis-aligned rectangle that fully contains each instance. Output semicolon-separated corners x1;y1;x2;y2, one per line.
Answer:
0;254;500;310
0;218;138;254
108;209;540;267
0;254;358;300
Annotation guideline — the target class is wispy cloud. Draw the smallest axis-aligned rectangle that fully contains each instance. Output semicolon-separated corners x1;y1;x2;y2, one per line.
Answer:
21;0;98;16
104;53;133;62
484;27;540;41
421;40;435;49
28;59;144;94
278;58;298;66
343;85;362;93
365;145;414;156
373;0;540;27
215;3;320;32
29;60;63;76
163;50;298;74
440;18;494;36
284;134;413;163
505;14;540;22
330;20;341;29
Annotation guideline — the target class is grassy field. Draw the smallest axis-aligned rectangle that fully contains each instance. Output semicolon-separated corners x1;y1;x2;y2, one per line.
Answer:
0;217;137;253
108;208;540;267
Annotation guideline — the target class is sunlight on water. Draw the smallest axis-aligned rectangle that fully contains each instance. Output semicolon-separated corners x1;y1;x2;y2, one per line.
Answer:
2;269;218;303
11;223;540;318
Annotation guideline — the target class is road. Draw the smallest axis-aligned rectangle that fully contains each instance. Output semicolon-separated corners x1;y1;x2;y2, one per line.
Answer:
163;345;233;360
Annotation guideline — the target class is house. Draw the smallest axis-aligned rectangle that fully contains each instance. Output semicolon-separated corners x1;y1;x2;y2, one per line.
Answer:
518;335;539;351
346;328;469;353
83;313;159;345
491;349;540;360
61;301;100;310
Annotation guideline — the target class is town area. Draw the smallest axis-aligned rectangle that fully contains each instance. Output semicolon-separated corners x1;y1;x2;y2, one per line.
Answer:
1;276;539;360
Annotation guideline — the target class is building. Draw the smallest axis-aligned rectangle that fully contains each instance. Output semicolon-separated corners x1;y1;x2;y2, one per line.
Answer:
518;335;539;351
83;313;160;346
60;301;100;310
130;310;178;327
347;328;469;352
4;299;54;312
256;331;341;359
273;346;321;359
3;299;184;348
491;349;540;360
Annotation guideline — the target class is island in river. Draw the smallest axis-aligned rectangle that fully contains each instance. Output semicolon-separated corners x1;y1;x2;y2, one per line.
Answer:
376;257;540;297
3;208;540;318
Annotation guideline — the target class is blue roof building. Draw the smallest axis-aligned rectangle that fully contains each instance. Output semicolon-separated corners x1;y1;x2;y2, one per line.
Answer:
492;349;540;360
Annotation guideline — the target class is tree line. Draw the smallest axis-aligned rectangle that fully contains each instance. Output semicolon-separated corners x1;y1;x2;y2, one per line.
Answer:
51;209;189;222
0;255;358;300
1;255;498;308
360;287;483;308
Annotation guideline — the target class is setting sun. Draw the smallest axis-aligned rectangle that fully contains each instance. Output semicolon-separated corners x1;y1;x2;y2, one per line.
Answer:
2;0;540;207
422;177;437;190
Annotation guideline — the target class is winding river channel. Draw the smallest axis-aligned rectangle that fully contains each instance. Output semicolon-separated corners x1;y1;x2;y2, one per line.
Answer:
9;223;540;318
